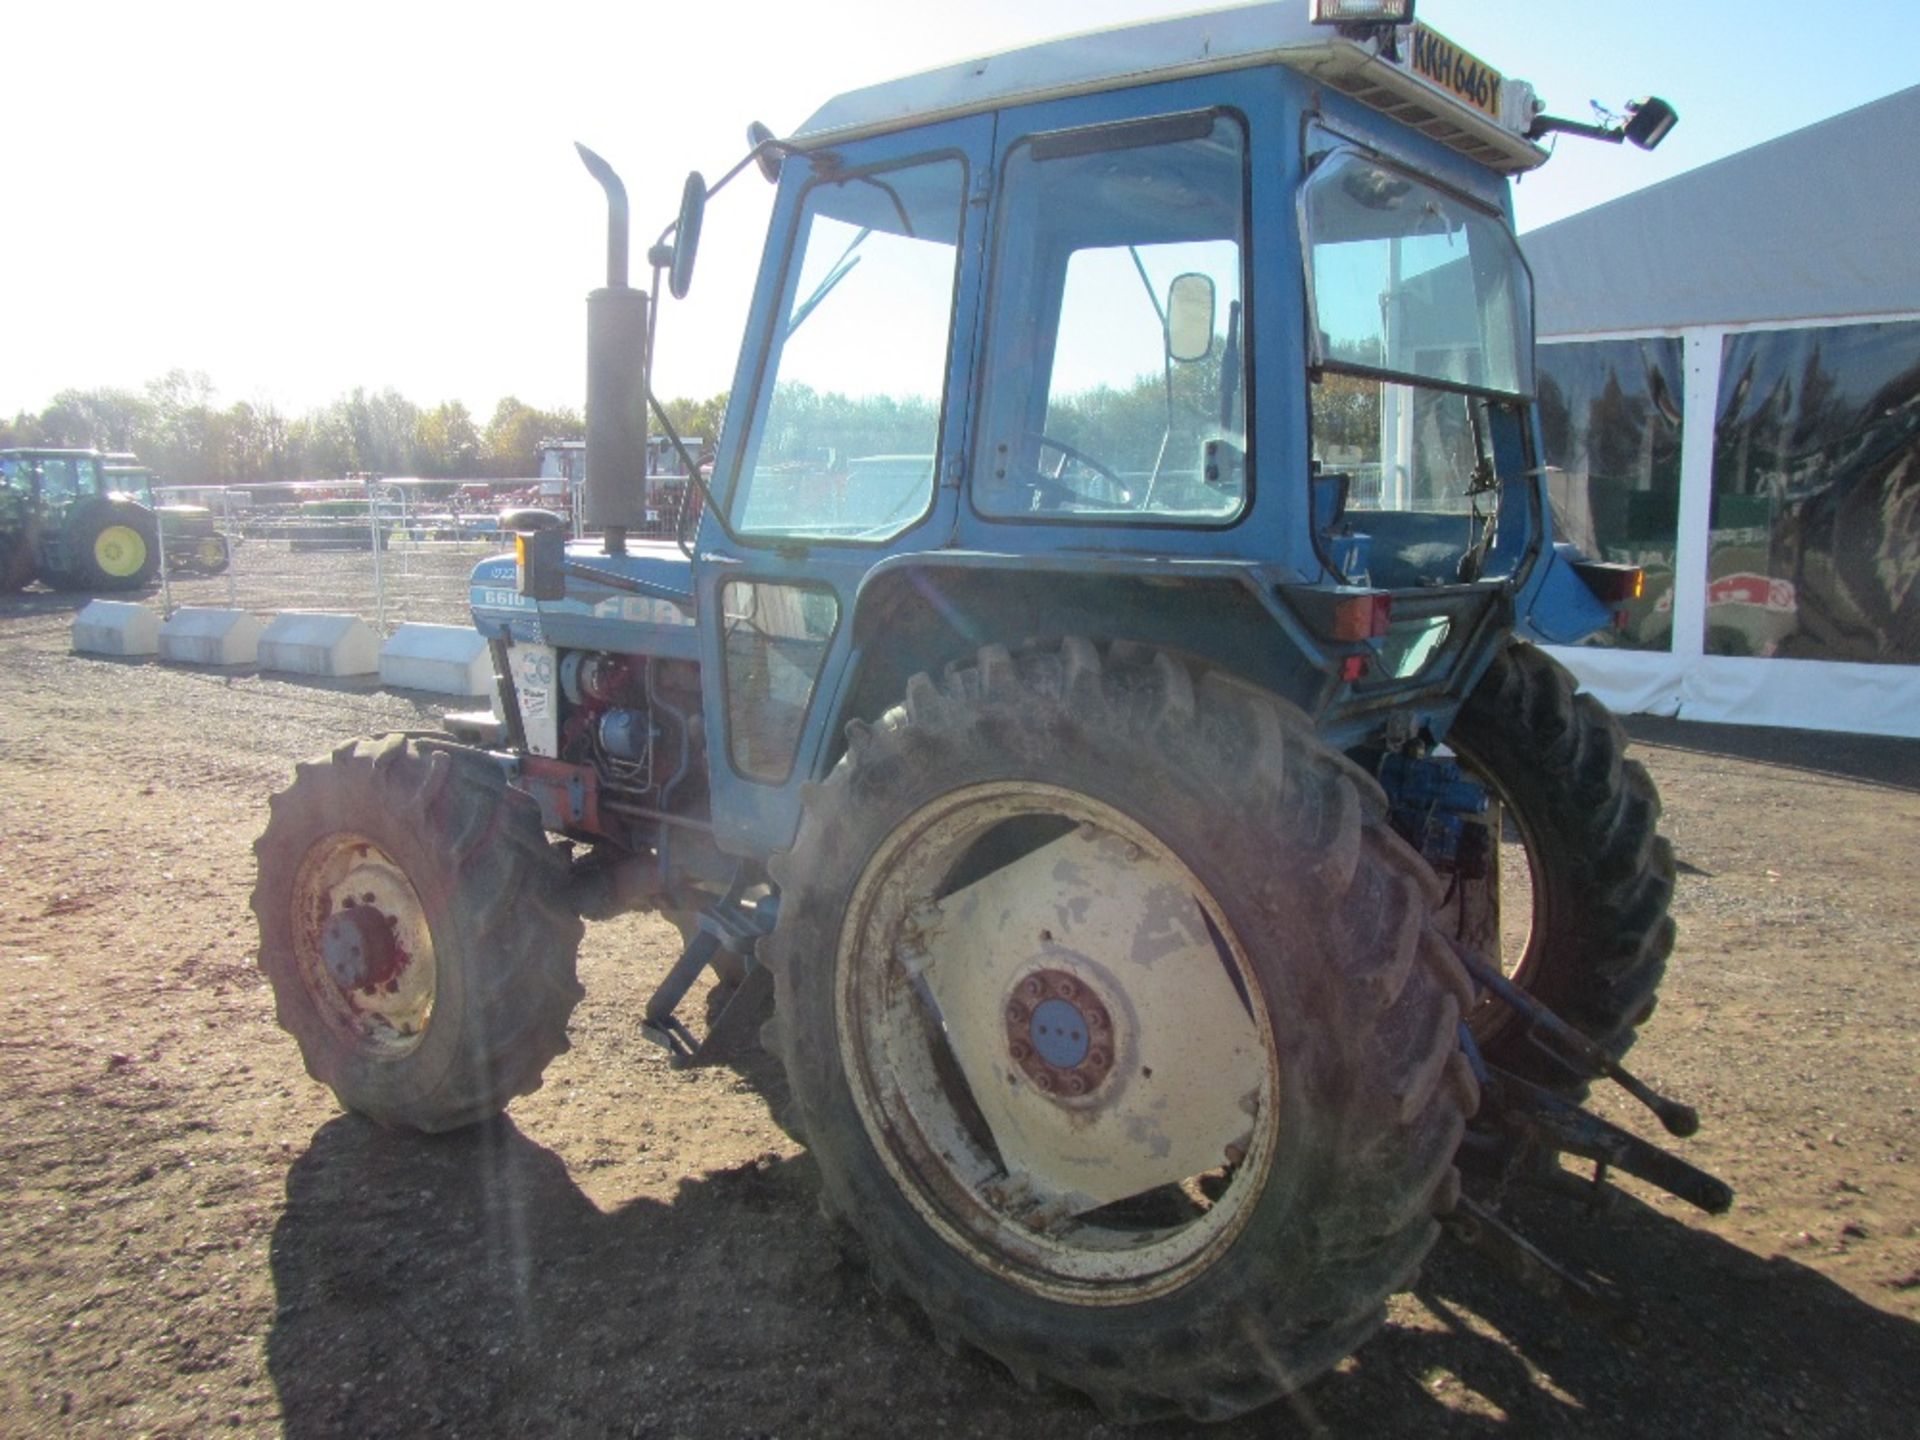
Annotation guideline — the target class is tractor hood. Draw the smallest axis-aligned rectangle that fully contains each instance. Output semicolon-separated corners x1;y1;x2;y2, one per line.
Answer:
469;541;700;660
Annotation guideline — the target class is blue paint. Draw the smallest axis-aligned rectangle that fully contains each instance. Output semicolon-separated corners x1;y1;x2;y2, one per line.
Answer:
1030;999;1090;1069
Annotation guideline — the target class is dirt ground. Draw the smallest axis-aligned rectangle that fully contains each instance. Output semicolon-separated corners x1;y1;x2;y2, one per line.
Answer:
0;554;1915;1438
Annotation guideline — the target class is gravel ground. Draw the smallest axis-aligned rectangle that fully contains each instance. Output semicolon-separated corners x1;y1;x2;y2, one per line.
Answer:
0;554;1915;1438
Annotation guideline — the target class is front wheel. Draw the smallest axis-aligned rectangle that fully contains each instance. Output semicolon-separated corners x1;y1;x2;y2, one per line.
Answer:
767;642;1476;1421
252;735;584;1131
1446;642;1675;1093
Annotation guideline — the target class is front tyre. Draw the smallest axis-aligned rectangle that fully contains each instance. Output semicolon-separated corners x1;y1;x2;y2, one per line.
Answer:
767;642;1476;1422
1447;642;1676;1093
252;735;584;1132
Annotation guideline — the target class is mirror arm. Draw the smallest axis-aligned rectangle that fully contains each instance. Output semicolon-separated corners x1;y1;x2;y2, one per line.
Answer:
1527;113;1625;145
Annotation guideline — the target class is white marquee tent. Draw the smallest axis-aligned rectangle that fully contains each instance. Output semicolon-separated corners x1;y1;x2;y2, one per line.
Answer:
1520;84;1920;737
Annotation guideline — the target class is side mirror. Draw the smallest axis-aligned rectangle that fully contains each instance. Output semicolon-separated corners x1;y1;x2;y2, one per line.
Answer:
747;121;784;183
1623;96;1679;151
1166;273;1216;363
669;171;706;300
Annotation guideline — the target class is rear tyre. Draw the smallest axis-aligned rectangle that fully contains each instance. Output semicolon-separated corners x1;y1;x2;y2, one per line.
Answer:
1447;642;1675;1093
252;735;584;1132
767;641;1476;1421
73;505;159;590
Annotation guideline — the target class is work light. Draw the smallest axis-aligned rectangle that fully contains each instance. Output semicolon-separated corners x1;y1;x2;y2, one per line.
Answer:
1311;0;1416;24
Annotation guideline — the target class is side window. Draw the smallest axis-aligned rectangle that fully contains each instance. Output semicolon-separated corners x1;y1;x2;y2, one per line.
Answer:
728;157;966;543
975;112;1250;523
723;579;840;783
38;459;77;502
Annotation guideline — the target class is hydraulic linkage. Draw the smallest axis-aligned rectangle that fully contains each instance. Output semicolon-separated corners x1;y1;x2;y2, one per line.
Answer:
1446;938;1733;1340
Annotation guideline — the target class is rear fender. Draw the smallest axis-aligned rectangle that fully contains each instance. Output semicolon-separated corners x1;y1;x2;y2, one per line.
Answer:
823;559;1321;776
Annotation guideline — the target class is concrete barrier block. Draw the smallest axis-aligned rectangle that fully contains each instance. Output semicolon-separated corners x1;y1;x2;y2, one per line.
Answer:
258;611;379;677
72;600;159;657
157;607;263;667
379;623;493;697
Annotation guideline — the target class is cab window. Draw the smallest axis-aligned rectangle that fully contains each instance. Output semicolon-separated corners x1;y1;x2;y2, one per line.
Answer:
973;111;1250;524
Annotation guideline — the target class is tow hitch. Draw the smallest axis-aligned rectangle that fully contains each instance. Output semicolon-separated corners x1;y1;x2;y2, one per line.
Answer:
1448;938;1733;1340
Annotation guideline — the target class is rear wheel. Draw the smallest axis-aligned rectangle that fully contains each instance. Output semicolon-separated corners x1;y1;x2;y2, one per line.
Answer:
767;641;1476;1421
252;735;584;1131
73;506;159;590
1446;642;1675;1093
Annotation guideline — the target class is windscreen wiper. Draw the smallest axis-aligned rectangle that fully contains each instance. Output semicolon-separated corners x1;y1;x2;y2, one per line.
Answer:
786;227;870;338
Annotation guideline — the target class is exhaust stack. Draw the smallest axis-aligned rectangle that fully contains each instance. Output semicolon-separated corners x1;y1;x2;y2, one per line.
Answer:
576;143;650;556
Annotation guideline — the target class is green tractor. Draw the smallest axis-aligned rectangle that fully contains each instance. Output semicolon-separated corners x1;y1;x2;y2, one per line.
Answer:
0;447;230;593
102;454;235;577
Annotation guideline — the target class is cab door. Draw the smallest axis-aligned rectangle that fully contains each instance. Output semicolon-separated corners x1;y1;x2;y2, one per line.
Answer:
693;114;994;859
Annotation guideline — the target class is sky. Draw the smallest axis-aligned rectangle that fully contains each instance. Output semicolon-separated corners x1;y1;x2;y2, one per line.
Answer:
5;0;1916;424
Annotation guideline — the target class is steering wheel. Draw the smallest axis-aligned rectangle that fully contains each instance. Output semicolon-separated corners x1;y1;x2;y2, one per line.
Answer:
1026;432;1133;510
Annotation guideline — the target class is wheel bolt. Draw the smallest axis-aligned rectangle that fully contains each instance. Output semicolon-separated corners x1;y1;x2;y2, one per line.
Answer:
1009;1041;1030;1062
1054;976;1078;999
1063;1075;1087;1096
1022;977;1045;1000
1034;1072;1056;1092
1085;1005;1110;1032
1088;1048;1109;1070
1006;1002;1027;1024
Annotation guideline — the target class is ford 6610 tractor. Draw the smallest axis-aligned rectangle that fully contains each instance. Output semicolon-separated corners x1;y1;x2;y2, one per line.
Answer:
253;3;1722;1421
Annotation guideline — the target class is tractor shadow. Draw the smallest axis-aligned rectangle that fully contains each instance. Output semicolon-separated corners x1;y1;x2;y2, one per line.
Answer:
266;1120;1919;1438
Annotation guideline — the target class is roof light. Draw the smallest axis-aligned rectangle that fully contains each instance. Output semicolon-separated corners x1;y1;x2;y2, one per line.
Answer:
1623;96;1679;151
1312;0;1416;22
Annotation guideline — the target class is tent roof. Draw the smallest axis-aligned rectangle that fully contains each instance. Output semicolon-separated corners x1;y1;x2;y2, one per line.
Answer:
1521;84;1920;337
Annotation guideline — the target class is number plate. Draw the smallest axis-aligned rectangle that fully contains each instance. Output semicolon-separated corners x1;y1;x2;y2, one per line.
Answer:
1404;24;1503;120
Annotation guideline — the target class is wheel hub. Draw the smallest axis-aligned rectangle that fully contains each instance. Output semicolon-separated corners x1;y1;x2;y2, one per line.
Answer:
1005;969;1114;1100
321;903;409;994
291;832;438;1056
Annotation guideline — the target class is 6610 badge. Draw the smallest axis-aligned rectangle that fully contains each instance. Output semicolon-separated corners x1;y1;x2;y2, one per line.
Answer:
1404;23;1503;120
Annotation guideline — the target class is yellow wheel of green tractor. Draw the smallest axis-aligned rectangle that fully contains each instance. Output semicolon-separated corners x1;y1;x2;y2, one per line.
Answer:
93;524;149;579
195;534;229;572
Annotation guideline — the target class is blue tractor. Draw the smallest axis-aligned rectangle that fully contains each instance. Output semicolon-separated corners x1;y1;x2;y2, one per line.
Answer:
253;3;1718;1420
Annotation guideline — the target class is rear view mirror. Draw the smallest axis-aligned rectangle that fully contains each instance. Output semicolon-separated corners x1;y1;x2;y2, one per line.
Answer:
669;171;707;300
1166;272;1215;363
747;121;784;183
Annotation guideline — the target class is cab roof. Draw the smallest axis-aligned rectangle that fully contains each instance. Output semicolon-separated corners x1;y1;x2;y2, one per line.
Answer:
792;2;1546;175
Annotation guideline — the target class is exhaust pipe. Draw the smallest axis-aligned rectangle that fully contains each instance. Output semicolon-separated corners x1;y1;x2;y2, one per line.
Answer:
576;143;650;556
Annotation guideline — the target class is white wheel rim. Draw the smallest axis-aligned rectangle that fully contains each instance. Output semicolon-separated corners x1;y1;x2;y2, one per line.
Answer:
836;782;1281;1303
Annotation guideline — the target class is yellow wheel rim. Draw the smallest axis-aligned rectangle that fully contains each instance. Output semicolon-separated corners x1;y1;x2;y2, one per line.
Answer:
94;525;148;578
196;536;225;568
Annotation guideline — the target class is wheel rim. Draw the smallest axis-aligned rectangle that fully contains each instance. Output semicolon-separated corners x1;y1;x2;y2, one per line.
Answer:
291;832;437;1057
836;782;1280;1304
93;524;148;578
1443;743;1542;1045
196;535;225;568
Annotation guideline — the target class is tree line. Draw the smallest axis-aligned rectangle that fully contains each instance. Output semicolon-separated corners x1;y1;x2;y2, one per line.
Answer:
0;370;729;488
